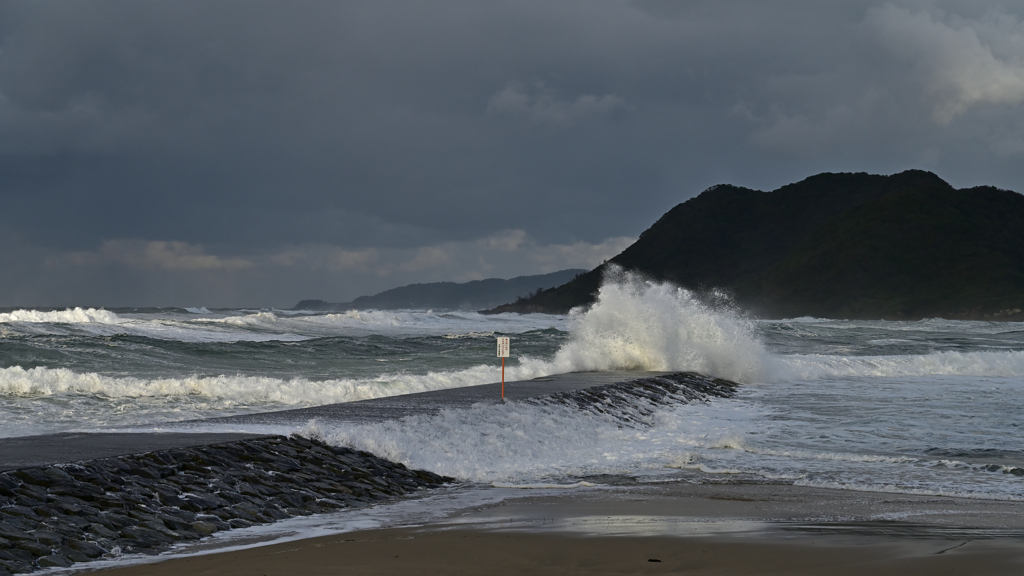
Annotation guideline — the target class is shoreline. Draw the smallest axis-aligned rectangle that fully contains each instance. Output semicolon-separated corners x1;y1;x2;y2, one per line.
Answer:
3;371;1023;573
88;480;1024;575
90;527;1024;576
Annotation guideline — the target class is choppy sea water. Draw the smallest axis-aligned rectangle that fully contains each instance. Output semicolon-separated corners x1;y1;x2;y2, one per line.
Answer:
2;275;1023;504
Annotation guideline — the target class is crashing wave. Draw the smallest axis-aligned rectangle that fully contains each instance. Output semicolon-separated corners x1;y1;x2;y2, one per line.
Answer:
0;307;121;324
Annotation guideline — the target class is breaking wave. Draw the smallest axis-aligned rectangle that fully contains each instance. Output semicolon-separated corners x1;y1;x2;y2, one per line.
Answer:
191;308;564;338
0;307;565;342
4;273;1019;410
517;270;770;382
0;307;121;324
0;365;502;405
771;350;1024;380
519;272;1024;382
303;383;757;482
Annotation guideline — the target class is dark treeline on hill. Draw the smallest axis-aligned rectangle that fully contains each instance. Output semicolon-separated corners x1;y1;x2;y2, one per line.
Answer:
485;170;1024;320
294;269;585;311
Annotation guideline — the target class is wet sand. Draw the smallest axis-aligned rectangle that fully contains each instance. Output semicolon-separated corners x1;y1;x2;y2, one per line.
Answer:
92;481;1024;575
93;525;1024;576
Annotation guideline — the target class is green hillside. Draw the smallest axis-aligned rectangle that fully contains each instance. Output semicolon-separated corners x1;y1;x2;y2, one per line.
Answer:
485;171;1024;320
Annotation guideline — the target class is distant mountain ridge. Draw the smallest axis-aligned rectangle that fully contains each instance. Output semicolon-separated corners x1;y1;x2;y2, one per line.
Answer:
485;170;1024;320
294;269;586;311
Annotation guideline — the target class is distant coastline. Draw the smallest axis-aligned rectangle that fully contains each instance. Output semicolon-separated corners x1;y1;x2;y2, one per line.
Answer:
294;269;585;312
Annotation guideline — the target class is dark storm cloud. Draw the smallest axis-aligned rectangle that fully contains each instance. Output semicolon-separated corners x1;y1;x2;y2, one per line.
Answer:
2;0;1024;306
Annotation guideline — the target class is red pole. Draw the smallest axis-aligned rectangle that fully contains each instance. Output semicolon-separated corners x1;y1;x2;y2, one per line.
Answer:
501;357;505;399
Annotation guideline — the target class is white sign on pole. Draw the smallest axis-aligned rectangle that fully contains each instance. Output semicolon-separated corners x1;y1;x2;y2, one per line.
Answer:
496;337;510;358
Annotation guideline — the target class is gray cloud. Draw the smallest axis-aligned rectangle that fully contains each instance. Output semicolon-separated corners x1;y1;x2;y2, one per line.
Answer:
866;4;1024;124
57;240;254;272
1;231;630;307
2;0;1024;306
487;82;627;130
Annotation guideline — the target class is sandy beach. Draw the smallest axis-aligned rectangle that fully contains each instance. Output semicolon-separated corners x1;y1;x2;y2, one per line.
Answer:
90;480;1024;575
92;526;1024;576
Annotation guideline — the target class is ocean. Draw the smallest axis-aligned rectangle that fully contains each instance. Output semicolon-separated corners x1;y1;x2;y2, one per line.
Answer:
3;273;1024;506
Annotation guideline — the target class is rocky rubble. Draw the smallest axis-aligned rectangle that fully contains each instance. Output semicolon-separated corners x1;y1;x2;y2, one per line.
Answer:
0;435;451;574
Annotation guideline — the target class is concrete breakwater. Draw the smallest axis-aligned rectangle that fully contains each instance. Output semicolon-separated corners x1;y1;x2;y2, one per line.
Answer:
0;436;450;574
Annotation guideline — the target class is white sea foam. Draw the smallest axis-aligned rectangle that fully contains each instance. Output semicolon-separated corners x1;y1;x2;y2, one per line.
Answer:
793;479;1024;502
0;307;121;324
512;270;770;383
190;309;565;338
532;274;1024;381
692;434;925;466
0;365;506;404
185;271;770;382
0;363;554;438
739;446;920;465
770;350;1024;380
303;397;758;482
765;316;1024;334
196;311;281;327
491;481;597;489
0;306;566;342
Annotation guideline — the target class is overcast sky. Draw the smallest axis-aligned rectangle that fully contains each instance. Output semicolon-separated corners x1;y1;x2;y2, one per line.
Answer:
3;0;1024;307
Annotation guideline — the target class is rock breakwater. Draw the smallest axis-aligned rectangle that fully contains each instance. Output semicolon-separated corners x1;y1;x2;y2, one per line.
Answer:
0;435;450;574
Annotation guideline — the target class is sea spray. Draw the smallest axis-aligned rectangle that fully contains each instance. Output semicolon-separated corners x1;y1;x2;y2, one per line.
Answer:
303;374;744;483
521;268;769;382
303;391;759;482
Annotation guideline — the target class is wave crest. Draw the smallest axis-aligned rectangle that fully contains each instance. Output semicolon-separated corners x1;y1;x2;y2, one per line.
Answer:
0;307;121;324
771;350;1024;380
0;364;504;403
521;269;768;382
